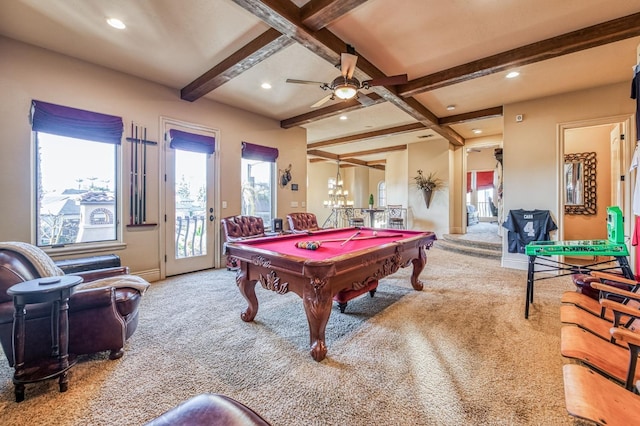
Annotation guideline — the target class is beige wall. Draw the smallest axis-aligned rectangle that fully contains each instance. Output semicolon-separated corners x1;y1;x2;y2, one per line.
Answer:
502;82;635;270
385;150;409;206
3;37;637;275
407;139;451;236
467;147;497;171
0;37;306;278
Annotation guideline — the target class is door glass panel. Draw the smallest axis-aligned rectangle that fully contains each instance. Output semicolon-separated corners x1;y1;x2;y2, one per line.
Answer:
175;149;207;259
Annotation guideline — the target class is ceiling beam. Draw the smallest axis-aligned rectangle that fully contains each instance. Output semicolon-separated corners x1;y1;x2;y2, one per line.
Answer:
231;0;464;146
337;144;407;158
307;123;427;149
300;0;369;31
307;149;385;170
398;12;640;97
281;93;385;128
439;106;503;126
366;159;387;165
339;158;385;170
180;28;293;101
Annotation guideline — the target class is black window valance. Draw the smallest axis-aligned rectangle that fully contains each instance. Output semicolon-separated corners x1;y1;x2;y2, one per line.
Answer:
30;100;124;144
241;141;278;162
169;129;215;154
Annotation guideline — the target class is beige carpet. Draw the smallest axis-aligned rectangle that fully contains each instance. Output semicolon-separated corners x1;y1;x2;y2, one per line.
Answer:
0;247;580;425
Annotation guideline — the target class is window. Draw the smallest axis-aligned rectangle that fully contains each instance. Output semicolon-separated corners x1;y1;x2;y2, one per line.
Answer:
36;133;118;246
31;100;123;247
378;181;386;207
241;142;278;228
466;170;496;217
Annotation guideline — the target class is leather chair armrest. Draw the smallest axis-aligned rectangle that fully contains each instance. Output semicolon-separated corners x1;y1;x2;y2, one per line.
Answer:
71;266;130;282
0;303;15;325
69;287;116;310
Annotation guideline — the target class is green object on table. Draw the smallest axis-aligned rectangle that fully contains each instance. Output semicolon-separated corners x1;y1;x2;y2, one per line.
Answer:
369;194;374;206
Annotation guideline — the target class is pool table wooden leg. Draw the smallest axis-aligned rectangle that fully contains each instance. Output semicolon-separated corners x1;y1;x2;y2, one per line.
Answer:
410;247;427;291
303;279;333;362
236;268;259;322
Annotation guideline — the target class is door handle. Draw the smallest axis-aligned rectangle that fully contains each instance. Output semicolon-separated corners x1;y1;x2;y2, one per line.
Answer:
209;215;214;222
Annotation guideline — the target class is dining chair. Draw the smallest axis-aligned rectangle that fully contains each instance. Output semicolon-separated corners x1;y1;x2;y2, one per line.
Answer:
386;205;405;229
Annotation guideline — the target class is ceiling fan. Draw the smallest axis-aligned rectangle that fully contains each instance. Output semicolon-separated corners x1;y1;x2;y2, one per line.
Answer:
286;48;408;108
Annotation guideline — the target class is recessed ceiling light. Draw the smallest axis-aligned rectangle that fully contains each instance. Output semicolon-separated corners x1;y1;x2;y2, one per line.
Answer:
261;82;272;89
506;71;520;79
472;128;482;134
446;105;456;111
106;18;126;29
339;115;347;120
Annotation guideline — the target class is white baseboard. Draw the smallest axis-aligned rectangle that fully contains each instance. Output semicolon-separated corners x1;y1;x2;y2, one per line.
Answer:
134;268;161;283
501;256;529;271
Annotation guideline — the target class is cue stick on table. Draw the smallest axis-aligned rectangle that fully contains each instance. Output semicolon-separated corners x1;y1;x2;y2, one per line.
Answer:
340;230;361;246
317;233;404;244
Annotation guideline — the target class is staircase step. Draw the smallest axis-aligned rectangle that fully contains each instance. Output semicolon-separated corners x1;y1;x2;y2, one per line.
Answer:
441;234;501;250
436;234;502;260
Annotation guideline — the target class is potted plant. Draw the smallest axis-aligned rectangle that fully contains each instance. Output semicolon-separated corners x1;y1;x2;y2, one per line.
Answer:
413;170;443;208
368;194;374;209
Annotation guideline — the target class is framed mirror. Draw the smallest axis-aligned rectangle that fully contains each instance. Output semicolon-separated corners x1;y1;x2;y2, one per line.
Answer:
564;151;597;215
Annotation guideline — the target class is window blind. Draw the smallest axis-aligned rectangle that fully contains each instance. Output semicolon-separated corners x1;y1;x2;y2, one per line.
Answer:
30;100;123;144
476;171;495;190
169;129;215;154
241;141;278;162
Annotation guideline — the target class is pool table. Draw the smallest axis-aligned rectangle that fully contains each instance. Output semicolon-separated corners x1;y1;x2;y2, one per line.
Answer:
224;227;437;361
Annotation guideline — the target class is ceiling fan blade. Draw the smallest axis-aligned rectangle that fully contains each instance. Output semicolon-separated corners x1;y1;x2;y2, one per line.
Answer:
286;78;328;86
341;53;358;78
362;73;408;87
311;94;333;108
356;91;375;107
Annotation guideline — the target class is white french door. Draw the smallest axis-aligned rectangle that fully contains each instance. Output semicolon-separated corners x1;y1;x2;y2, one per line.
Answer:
162;117;219;276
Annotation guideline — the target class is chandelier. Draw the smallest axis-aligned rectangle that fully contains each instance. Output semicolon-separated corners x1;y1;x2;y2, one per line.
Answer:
323;161;353;208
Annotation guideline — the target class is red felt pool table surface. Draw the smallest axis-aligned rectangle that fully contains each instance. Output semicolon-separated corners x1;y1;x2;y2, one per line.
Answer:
235;228;417;260
225;227;437;362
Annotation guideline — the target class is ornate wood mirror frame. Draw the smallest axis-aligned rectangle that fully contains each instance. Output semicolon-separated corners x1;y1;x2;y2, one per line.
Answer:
564;151;597;215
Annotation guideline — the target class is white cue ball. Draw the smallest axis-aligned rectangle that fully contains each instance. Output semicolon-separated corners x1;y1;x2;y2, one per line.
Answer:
373;231;378;236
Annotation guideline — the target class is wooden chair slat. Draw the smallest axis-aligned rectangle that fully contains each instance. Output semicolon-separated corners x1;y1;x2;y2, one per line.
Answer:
560;305;626;346
563;364;639;426
561;326;640;385
561;292;613;320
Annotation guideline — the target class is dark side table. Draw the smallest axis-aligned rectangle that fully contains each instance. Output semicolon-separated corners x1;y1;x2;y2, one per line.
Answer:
7;275;83;402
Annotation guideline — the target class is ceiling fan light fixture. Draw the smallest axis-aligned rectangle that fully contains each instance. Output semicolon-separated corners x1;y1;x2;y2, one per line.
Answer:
335;85;357;99
332;76;359;100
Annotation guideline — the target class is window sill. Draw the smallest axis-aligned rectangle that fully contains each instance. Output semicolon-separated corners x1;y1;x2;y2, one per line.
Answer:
126;223;158;229
44;242;127;259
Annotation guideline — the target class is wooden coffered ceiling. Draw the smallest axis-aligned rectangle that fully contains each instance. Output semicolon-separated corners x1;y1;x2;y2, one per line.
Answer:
1;1;639;168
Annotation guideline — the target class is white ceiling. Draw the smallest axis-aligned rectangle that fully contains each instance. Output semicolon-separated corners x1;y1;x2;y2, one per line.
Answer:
1;0;639;164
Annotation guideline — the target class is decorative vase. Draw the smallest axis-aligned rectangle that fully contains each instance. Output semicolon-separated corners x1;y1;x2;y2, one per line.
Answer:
422;188;433;208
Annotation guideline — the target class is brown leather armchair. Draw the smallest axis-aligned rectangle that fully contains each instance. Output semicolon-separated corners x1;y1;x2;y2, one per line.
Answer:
221;215;266;270
0;242;150;366
221;215;266;241
286;212;321;233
